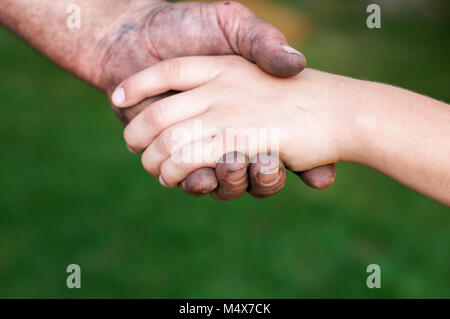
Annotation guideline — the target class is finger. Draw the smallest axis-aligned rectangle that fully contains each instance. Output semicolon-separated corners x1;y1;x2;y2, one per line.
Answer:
248;153;287;199
124;86;212;152
140;112;229;177
140;119;206;177
159;137;222;188
180;168;219;196
109;91;221;196
140;129;174;178
296;164;337;190
160;140;223;188
211;152;249;202
214;1;306;77
111;56;232;108
109;92;174;127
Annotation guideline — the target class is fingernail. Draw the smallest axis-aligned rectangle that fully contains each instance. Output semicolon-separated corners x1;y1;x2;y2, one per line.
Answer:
257;166;279;185
159;175;168;188
281;44;304;57
127;144;138;154
111;87;125;106
227;168;247;183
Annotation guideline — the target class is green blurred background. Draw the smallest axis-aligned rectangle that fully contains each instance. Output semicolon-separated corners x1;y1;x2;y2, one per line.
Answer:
0;0;449;298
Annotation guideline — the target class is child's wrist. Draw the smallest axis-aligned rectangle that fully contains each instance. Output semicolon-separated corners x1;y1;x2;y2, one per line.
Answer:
291;69;362;165
334;78;378;165
292;70;373;166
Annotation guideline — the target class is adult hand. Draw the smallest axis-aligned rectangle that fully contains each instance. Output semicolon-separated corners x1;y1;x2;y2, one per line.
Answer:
101;0;336;200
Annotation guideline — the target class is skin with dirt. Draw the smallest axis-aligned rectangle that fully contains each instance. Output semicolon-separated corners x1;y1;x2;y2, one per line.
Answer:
100;1;336;200
0;0;336;201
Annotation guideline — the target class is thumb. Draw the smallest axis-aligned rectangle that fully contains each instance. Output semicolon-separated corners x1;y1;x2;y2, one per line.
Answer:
215;1;306;77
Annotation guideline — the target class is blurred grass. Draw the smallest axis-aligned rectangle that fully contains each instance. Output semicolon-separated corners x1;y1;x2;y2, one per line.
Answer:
0;0;449;298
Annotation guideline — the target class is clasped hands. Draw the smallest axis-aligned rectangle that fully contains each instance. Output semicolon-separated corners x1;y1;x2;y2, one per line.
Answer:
104;1;337;201
112;55;340;200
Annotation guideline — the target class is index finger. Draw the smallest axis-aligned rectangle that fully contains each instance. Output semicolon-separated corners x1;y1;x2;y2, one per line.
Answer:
110;56;240;108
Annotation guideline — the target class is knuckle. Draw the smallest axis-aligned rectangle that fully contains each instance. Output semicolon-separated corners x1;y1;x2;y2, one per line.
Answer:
163;58;182;81
141;153;158;177
123;126;136;149
122;76;138;96
143;103;166;128
216;80;239;95
160;163;178;187
215;72;240;91
172;157;189;174
223;55;245;66
157;130;175;155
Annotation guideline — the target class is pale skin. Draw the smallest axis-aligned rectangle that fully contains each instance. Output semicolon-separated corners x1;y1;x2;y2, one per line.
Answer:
0;0;337;201
112;56;450;206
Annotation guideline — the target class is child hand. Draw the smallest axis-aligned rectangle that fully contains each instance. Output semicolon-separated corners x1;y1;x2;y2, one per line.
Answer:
112;56;343;188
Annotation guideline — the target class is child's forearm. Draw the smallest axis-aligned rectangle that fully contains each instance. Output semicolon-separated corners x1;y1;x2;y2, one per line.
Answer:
107;57;449;204
332;75;450;205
